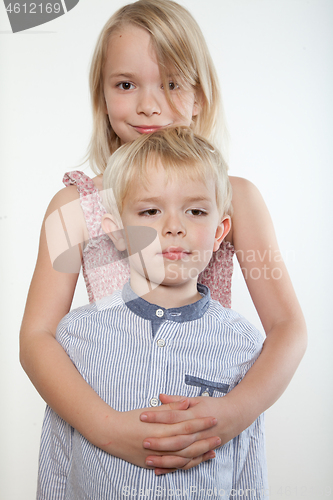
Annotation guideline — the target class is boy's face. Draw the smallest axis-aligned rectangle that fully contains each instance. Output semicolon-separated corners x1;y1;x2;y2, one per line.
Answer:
115;162;229;292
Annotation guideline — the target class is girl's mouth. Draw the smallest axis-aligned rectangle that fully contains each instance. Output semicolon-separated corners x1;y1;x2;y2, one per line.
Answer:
131;125;168;134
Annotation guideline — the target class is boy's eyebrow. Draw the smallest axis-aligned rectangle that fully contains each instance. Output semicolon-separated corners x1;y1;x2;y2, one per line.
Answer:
133;196;213;204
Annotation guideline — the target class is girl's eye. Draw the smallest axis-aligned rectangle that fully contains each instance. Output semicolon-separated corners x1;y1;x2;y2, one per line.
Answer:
139;209;160;216
168;81;179;90
186;209;208;216
161;81;179;91
117;82;135;90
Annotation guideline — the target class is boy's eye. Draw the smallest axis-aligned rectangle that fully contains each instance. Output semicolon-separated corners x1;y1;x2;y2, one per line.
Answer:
117;82;135;90
139;209;160;216
186;209;208;216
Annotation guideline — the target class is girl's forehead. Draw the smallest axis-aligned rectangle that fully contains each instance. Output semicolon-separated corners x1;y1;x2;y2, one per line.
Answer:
104;24;159;75
106;24;154;56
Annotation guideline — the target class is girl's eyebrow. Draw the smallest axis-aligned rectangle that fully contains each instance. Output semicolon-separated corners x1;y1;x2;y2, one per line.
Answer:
108;72;136;80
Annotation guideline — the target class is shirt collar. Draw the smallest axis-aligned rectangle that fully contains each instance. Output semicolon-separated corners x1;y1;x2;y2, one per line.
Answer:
122;281;210;324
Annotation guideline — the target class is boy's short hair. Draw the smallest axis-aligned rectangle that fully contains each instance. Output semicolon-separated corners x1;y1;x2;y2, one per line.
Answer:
102;127;232;221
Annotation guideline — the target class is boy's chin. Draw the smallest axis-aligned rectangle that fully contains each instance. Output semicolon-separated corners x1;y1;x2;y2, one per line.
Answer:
156;273;200;288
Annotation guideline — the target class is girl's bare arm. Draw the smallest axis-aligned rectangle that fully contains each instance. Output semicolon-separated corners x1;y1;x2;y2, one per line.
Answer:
140;177;307;469
223;176;307;432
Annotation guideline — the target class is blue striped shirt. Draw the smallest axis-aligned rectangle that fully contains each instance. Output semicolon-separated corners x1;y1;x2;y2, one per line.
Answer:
37;283;268;500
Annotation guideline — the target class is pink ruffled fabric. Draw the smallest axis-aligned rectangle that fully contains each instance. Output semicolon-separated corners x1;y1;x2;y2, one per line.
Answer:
63;171;234;307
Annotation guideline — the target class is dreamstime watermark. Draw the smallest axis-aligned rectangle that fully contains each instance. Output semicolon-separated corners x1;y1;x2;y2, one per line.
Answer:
2;0;80;33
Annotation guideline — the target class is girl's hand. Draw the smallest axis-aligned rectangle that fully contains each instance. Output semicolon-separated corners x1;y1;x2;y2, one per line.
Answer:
102;399;221;474
139;393;241;475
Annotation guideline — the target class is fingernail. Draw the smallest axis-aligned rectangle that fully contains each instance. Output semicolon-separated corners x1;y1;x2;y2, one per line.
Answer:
211;418;217;425
146;460;153;466
208;451;216;459
179;398;187;403
140;414;148;421
215;438;221;446
143;441;151;448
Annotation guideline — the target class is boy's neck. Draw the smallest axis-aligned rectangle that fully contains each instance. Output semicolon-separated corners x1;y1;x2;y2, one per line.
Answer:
130;277;202;309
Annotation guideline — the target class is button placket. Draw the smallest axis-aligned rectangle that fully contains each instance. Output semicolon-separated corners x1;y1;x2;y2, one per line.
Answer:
146;321;169;408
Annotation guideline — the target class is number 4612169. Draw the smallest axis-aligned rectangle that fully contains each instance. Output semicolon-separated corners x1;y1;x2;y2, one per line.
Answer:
6;3;61;14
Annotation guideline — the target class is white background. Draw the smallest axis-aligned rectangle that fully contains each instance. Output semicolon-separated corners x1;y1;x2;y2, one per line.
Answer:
1;1;332;499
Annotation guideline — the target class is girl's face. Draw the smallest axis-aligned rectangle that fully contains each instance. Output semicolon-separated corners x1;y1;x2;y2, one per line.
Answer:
103;24;199;144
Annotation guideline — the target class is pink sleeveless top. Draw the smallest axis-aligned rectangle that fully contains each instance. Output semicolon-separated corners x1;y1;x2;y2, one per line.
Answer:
63;171;235;308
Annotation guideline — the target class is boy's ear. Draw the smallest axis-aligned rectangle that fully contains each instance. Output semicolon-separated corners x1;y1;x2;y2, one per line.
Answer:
213;215;231;252
101;214;127;252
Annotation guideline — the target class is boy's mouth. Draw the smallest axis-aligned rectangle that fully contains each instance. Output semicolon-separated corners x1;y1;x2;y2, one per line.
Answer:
162;247;190;261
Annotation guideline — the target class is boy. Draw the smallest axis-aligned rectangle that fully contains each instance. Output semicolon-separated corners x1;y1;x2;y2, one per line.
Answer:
37;128;268;499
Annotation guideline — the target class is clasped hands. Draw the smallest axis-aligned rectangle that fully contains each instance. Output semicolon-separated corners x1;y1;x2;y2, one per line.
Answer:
106;393;237;475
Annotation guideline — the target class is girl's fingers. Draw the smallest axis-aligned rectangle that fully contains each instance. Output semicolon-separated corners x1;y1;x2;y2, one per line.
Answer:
147;455;192;470
140;399;190;421
159;394;184;404
141;409;192;424
159;394;199;408
144;431;220;455
143;417;217;451
153;450;216;475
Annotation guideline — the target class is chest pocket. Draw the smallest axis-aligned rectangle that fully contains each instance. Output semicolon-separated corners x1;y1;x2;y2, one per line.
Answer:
185;375;229;397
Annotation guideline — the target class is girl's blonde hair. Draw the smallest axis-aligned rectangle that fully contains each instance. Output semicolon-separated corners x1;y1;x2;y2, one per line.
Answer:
89;0;228;174
102;127;232;221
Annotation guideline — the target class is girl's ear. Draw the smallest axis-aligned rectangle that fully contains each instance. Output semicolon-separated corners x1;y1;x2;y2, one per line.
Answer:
101;214;127;252
213;215;231;252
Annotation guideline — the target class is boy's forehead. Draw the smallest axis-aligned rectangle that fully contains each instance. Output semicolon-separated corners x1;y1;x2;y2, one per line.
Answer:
125;161;217;204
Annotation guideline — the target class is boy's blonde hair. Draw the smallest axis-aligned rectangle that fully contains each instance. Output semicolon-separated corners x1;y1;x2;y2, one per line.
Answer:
89;0;227;174
102;127;232;222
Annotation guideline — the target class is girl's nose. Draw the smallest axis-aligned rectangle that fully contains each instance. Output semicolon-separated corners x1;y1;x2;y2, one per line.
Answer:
136;89;161;116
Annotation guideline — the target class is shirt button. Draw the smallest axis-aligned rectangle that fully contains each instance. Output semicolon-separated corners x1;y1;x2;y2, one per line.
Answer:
202;390;210;397
150;397;159;407
156;339;165;348
155;309;164;318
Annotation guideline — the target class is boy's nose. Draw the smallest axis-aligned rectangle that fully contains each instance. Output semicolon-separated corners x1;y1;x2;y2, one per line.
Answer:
136;89;161;116
163;214;186;236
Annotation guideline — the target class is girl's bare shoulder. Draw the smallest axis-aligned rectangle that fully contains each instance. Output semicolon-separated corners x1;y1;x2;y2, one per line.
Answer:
46;184;80;214
227;176;264;243
229;176;261;201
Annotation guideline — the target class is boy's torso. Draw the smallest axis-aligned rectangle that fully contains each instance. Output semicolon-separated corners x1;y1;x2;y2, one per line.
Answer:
37;284;268;500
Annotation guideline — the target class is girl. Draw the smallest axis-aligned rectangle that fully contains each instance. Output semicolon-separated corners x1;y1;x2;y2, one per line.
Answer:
20;0;307;475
